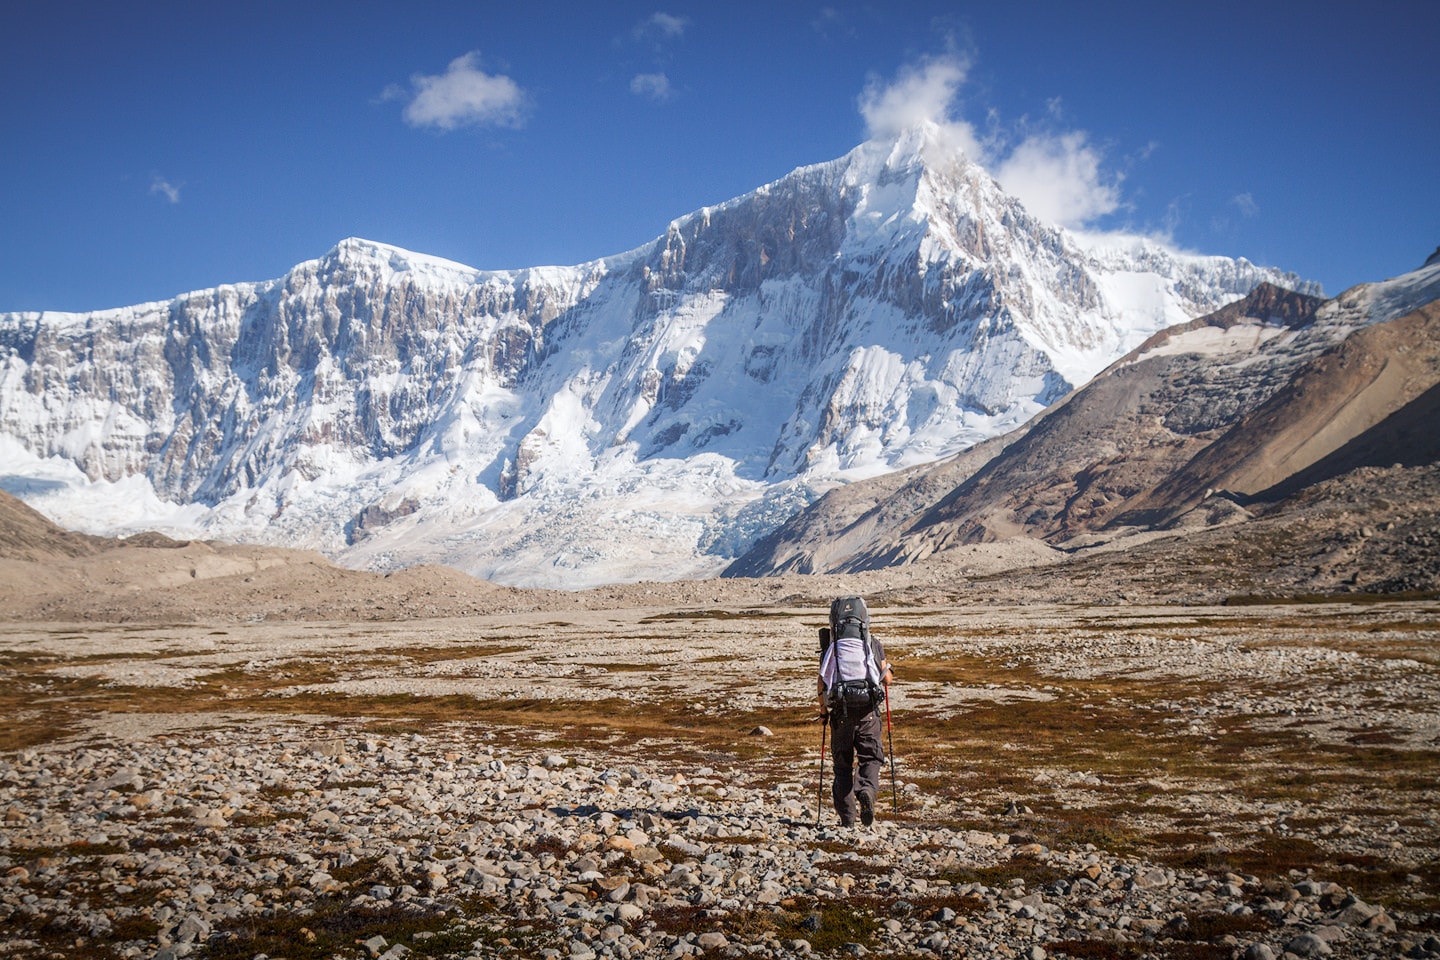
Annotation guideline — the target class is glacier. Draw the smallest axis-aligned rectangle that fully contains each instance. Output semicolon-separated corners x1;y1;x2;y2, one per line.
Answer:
0;123;1315;589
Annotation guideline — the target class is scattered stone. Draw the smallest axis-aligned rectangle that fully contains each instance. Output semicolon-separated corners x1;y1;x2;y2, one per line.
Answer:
0;709;1427;960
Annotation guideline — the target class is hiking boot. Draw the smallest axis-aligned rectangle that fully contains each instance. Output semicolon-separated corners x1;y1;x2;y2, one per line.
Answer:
859;792;874;827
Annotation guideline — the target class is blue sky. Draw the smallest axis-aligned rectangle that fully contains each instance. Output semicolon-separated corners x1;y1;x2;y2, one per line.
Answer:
3;1;1436;313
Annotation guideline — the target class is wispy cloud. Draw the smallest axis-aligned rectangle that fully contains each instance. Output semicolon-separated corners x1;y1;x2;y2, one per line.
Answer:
1232;192;1259;218
859;51;1125;230
634;12;688;42
993;131;1121;229
625;13;686;103
393;52;528;131
630;72;673;102
811;6;848;37
150;175;181;204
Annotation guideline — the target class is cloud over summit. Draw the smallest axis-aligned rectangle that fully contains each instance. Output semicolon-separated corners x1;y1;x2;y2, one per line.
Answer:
860;52;1123;231
858;53;982;160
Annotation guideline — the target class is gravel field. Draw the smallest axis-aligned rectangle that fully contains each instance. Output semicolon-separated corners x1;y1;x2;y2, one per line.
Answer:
1;601;1437;960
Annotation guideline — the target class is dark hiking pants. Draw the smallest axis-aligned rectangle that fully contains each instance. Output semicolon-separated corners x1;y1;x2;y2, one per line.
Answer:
829;706;884;824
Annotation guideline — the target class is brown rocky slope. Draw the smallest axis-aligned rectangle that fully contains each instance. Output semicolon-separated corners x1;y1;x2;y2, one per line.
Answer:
725;270;1440;601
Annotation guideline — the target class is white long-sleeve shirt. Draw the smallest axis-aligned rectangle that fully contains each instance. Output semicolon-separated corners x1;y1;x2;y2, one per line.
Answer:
819;634;885;689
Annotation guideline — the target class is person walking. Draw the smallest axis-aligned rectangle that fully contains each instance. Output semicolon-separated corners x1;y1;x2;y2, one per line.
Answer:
817;596;892;827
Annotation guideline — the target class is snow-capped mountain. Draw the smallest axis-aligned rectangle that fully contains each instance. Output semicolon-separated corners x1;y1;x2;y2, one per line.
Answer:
0;123;1312;588
725;258;1440;580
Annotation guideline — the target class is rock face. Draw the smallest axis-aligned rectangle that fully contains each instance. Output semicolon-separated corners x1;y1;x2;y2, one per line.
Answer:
727;259;1440;580
0;124;1306;588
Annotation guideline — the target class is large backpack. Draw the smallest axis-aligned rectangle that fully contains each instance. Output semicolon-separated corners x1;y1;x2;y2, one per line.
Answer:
821;596;882;714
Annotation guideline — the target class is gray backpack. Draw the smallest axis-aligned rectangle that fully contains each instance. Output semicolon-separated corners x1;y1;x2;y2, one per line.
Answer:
822;596;882;713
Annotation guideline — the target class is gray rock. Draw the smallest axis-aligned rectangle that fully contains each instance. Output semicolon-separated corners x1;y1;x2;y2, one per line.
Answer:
86;769;144;793
1295;880;1343;898
1129;867;1170;890
174;915;210;943
1283;932;1332;957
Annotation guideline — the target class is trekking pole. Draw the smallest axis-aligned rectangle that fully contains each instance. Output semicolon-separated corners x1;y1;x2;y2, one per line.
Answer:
884;677;898;814
816;710;828;824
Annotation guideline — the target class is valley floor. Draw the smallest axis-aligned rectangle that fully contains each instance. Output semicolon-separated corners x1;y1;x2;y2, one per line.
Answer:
0;602;1436;959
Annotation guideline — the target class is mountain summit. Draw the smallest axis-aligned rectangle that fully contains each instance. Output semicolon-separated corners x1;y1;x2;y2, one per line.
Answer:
0;130;1311;587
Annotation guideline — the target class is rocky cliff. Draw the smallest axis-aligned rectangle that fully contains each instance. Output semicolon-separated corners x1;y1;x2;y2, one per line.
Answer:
0;124;1308;587
726;259;1440;582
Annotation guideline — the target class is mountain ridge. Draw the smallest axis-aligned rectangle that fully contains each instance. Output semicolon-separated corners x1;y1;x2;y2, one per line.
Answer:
0;127;1312;588
725;258;1440;582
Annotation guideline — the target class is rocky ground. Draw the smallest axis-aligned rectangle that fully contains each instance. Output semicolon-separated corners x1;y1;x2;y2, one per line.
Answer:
0;602;1436;960
6;464;1437;628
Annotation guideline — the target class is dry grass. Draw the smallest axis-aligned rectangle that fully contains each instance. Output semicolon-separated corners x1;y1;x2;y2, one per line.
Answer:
648;897;881;952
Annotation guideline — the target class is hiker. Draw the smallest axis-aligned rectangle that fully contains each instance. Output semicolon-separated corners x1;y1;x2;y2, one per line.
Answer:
817;596;892;826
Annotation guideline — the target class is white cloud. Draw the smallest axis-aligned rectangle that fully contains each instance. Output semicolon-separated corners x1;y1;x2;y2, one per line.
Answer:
150;176;181;204
630;72;673;102
1232;192;1259;218
859;52;1128;230
1162;197;1187;239
811;6;847;36
635;12;688;41
400;52;528;131
993;131;1121;229
860;54;966;137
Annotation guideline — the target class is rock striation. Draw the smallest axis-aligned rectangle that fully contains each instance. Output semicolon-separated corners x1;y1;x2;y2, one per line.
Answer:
727;256;1440;584
0;125;1307;588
